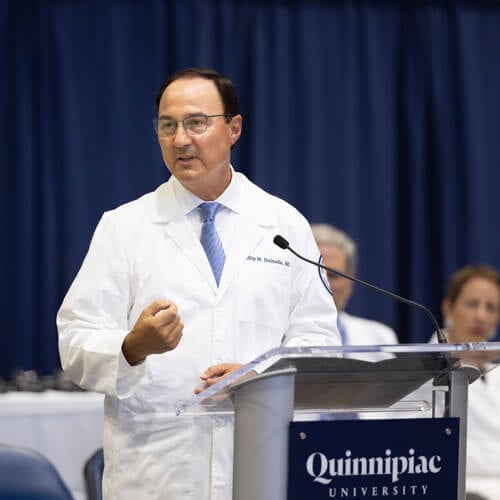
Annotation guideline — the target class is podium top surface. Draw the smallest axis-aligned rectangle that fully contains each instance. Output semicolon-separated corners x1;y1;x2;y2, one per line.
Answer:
176;342;500;416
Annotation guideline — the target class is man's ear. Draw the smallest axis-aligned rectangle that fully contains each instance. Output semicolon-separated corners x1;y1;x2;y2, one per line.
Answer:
229;115;242;145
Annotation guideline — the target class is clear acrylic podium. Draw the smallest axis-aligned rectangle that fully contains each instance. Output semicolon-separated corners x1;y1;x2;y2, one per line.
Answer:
176;342;500;500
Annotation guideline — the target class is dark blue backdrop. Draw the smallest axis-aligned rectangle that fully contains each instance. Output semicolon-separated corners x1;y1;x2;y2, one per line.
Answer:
1;0;500;378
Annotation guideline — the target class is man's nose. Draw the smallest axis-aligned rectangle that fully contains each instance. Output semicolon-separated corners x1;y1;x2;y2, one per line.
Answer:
173;124;192;147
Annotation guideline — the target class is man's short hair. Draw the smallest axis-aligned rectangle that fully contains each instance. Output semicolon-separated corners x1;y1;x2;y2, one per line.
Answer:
155;67;240;119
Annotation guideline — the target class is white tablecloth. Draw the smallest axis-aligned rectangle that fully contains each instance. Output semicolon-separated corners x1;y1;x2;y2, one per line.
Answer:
0;390;104;500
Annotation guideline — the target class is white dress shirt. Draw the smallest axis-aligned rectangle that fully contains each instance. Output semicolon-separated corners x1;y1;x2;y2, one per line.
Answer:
338;311;398;345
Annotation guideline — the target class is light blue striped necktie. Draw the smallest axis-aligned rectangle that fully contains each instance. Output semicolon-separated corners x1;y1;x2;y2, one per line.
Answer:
337;316;347;345
199;202;226;286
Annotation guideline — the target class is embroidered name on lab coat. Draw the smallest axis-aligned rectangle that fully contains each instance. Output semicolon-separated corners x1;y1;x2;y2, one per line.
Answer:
246;255;291;267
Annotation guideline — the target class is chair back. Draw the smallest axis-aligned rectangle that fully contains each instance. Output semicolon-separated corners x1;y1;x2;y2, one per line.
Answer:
84;448;104;500
0;444;73;499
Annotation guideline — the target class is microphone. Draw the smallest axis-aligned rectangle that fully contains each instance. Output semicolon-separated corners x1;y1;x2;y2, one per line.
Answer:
273;234;448;344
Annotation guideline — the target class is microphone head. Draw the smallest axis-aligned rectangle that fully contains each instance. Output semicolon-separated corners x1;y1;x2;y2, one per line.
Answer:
273;235;289;249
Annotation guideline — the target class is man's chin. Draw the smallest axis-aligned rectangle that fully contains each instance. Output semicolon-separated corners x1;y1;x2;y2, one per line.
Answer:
171;161;202;179
173;169;209;193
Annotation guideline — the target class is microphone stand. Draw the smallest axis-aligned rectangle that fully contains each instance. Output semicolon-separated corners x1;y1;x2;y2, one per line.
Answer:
273;234;448;345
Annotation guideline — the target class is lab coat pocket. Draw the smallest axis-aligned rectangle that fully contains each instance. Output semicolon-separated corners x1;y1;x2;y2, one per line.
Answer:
233;263;291;361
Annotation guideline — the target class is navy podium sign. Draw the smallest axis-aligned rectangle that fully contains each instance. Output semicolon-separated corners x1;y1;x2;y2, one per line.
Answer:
288;418;459;499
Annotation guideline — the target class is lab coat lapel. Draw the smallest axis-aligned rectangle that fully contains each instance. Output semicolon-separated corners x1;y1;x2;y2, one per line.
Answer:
217;180;274;296
164;218;217;291
152;180;218;292
218;215;266;295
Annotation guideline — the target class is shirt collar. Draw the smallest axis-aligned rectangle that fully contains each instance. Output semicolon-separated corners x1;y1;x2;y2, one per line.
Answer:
153;168;273;226
173;165;245;216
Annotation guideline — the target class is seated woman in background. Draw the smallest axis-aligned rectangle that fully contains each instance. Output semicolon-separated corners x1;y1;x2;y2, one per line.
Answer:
437;265;500;500
440;265;499;344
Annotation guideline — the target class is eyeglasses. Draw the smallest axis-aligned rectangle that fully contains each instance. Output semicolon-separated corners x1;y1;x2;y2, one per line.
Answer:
152;114;233;137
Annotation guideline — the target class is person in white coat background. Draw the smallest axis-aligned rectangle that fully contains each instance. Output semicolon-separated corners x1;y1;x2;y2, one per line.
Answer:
311;223;398;345
430;265;500;500
57;68;340;500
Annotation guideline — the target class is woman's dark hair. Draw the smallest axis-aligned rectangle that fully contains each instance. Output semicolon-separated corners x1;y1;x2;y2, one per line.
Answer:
155;67;240;120
446;265;500;305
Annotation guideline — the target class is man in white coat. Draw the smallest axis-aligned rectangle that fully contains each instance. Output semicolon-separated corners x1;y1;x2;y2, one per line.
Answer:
57;68;340;500
311;223;398;345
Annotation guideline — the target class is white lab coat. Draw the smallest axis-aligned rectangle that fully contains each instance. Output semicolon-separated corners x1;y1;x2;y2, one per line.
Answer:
339;311;398;345
428;332;500;499
462;365;500;499
57;172;339;500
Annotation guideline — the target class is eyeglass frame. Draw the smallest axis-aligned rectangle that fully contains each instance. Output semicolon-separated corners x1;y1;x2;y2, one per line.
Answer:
152;113;235;137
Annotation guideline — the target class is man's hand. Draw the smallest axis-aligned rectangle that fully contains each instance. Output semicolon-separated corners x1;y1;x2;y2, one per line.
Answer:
122;300;183;366
194;363;243;394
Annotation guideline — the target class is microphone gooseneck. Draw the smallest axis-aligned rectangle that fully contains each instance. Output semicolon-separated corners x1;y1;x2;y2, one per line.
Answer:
273;234;448;344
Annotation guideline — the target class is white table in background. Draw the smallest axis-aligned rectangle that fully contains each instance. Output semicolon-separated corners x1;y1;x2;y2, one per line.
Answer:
0;390;104;500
